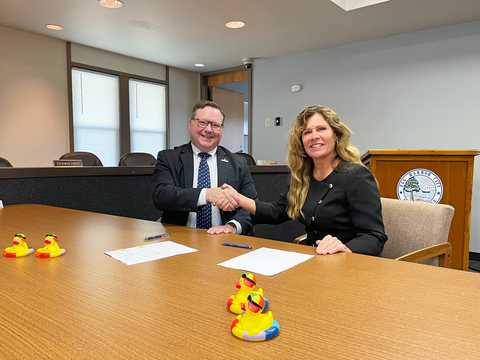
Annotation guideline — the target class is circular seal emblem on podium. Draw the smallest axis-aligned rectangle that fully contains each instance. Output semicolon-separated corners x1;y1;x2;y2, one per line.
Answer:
397;168;443;203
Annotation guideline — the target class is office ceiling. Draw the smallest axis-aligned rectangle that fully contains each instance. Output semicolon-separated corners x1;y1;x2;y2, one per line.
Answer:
1;0;479;72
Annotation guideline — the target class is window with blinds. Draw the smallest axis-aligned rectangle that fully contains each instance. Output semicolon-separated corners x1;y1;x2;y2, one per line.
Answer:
129;79;167;157
71;68;120;166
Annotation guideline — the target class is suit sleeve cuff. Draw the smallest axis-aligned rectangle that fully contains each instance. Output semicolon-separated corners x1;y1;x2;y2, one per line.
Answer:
227;220;242;235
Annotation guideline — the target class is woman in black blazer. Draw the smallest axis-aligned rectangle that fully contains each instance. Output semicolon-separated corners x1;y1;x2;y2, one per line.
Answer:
217;105;387;256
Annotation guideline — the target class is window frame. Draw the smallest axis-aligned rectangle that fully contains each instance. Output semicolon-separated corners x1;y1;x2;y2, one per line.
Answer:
71;68;121;166
67;49;169;161
128;78;168;155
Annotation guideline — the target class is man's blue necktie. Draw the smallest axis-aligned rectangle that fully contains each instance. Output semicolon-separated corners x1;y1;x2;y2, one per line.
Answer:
196;152;212;229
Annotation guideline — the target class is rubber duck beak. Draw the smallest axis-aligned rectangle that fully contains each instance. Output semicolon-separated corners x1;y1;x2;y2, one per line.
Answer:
45;239;52;244
13;240;20;245
235;281;241;289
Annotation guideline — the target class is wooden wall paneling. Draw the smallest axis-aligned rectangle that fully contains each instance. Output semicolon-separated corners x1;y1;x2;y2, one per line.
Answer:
207;71;248;86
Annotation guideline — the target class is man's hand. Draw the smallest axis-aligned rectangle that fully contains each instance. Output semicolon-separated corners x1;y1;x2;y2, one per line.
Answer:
207;224;237;235
207;184;240;211
214;184;240;211
206;187;238;208
215;198;234;211
215;183;257;215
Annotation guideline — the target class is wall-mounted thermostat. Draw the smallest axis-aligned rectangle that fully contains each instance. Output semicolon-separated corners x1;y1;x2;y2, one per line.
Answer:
275;117;282;126
291;85;301;93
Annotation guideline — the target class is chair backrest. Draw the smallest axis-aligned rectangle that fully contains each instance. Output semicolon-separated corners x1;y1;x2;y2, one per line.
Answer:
118;152;156;166
380;197;455;266
235;152;256;165
60;152;103;166
0;157;13;167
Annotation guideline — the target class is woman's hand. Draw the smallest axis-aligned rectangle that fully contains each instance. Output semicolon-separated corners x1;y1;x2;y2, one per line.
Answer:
215;184;257;215
213;184;240;211
315;235;351;255
215;198;235;211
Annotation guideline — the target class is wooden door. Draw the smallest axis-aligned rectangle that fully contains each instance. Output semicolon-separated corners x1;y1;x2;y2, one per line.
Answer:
211;87;244;153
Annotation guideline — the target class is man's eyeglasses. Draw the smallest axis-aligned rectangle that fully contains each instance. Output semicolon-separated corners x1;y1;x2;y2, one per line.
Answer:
192;118;223;131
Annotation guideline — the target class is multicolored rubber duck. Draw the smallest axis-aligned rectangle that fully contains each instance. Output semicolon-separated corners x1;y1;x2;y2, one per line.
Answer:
3;233;34;257
228;272;269;314
36;234;66;258
231;292;279;341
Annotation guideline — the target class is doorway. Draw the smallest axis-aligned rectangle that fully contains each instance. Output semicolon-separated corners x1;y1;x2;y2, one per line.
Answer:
201;66;252;155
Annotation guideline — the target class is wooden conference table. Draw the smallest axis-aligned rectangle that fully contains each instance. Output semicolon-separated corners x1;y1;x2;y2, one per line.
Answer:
0;205;478;360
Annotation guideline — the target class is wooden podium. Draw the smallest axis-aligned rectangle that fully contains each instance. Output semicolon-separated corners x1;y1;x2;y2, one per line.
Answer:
362;149;479;270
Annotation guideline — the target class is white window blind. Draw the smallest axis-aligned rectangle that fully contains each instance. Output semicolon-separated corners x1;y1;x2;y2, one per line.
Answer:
72;68;120;166
129;79;167;156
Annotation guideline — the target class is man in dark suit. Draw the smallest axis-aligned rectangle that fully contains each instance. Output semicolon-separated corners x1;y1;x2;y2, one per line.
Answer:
152;100;257;235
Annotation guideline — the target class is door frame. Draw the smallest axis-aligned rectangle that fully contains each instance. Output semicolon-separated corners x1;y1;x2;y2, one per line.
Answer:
200;65;252;154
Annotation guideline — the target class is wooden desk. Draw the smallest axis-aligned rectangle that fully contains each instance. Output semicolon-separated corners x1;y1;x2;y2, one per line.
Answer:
1;205;478;359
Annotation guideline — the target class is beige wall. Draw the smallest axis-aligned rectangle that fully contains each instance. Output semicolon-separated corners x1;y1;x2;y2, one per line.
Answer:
168;67;200;148
0;26;199;167
0;26;69;167
71;43;167;81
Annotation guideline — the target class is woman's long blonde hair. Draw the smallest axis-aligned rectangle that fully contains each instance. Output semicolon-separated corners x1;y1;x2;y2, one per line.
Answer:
286;106;362;219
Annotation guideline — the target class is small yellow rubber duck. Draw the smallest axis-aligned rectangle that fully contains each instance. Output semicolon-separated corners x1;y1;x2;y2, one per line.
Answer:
4;233;34;257
36;234;66;258
231;292;279;341
227;272;266;314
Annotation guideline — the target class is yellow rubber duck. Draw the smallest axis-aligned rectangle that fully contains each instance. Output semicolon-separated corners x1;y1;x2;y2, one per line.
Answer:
3;233;34;257
231;293;279;341
228;272;265;314
36;234;66;258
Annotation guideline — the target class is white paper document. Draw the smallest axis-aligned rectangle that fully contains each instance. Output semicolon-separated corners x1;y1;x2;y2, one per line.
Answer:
105;241;198;265
218;247;314;276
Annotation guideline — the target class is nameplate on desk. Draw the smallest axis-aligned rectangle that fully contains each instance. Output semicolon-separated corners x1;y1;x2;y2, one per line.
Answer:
53;160;83;167
257;160;278;165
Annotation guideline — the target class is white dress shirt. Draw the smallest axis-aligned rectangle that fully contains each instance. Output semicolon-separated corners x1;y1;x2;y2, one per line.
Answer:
186;144;241;233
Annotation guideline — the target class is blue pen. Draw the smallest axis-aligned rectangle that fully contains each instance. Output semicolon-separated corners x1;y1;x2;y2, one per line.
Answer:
222;243;252;249
144;233;170;240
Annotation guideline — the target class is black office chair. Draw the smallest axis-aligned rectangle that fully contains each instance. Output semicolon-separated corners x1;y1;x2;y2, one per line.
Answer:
59;152;103;166
0;157;13;167
235;152;256;165
118;152;156;166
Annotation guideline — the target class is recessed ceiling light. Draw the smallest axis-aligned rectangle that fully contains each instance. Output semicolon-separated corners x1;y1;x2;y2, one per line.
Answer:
195;63;206;67
46;24;63;30
98;0;124;9
226;21;245;29
331;0;390;11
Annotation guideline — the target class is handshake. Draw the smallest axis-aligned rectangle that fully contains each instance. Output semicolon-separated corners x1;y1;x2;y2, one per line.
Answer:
206;184;242;212
205;184;255;235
